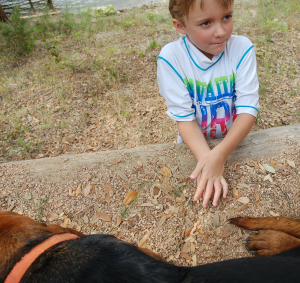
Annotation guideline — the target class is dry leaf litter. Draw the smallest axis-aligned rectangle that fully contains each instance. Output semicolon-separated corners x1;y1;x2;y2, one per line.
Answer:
1;142;299;267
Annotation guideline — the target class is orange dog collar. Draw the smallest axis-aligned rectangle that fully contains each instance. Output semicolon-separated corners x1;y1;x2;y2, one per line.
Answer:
5;233;79;283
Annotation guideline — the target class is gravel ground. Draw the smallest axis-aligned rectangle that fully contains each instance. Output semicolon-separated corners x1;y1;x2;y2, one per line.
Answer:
1;141;299;266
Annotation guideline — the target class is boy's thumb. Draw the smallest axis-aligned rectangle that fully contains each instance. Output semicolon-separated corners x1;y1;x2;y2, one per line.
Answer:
190;162;204;179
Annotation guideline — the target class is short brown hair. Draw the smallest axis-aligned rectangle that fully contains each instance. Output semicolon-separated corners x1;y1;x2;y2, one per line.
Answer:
169;0;234;25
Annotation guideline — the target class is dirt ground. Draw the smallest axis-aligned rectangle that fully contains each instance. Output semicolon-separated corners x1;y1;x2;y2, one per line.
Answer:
1;140;299;266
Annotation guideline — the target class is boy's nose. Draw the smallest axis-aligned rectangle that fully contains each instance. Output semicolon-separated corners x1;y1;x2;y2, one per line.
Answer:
214;24;226;38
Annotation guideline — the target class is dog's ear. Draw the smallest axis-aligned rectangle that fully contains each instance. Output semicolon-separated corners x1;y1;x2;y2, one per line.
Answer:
46;224;85;237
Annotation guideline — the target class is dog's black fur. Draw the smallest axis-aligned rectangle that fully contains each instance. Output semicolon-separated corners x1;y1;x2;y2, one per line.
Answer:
11;234;300;283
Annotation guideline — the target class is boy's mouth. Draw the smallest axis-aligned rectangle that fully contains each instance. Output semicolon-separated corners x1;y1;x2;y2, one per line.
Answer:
211;41;226;46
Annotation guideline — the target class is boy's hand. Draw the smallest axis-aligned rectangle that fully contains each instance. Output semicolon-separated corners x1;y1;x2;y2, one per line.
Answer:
190;149;228;207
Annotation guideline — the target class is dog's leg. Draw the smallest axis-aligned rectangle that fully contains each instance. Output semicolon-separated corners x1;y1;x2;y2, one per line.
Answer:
230;216;300;238
243;229;300;256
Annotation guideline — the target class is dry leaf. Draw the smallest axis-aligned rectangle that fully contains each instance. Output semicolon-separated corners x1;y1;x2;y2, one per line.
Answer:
137;160;143;167
263;164;276;173
181;177;190;183
238;228;242;238
270;211;280;217
68;188;75;197
213;212;220;227
112;159;121;165
157;214;167;227
123;191;138;205
256;202;265;212
153;186;160;196
97;212;111;222
258;163;266;172
84;183;95;197
159;166;172;177
76;183;82;196
215;227;221;236
90;213;100;224
287;160;296;168
60;218;69;228
264;174;271;181
116;214;122;226
255;193;260;203
161;183;174;191
184;227;193;237
232;186;240;199
191;242;196;253
192;255;197;266
180;251;192;260
198;230;204;235
139;203;154;207
94;203;101;212
83;215;89;223
105;183;113;197
104;197;112;204
176;197;185;203
236;204;249;212
220;231;233;238
204;234;210;245
237;183;251;190
237;197;250;204
48;212;59;221
271;159;276;168
85;173;92;180
138;230;152;247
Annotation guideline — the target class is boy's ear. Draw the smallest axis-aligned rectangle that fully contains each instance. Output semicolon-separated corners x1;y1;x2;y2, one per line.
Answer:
172;18;187;35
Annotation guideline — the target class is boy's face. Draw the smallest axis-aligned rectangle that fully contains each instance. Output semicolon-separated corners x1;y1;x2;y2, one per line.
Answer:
173;0;234;60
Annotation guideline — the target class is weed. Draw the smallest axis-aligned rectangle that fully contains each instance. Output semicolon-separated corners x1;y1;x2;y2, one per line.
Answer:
0;9;36;54
122;21;135;29
289;91;297;97
138;50;146;56
149;38;158;49
120;206;129;220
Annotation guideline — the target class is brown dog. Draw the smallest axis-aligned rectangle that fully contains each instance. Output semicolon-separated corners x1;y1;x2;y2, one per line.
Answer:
2;210;300;283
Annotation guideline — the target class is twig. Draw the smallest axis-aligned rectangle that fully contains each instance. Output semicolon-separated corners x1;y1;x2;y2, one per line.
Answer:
274;175;291;206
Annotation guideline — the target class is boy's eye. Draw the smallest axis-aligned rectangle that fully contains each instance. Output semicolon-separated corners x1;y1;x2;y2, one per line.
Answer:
201;21;210;26
224;15;232;20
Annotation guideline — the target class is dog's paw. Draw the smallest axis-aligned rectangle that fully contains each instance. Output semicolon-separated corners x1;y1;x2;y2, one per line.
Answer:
242;230;300;256
229;217;262;230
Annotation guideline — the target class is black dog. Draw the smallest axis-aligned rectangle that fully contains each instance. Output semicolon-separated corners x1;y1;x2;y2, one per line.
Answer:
2;211;300;283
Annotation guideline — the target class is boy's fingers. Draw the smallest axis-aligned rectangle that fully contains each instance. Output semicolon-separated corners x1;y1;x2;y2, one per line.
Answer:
212;182;222;206
190;161;205;180
221;177;228;198
202;181;213;208
194;175;206;201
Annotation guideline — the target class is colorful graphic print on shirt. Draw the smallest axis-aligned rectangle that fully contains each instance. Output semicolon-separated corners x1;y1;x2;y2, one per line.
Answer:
183;73;237;139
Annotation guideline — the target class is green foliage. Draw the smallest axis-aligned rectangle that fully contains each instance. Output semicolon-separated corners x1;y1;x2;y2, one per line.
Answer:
149;38;158;49
122;20;135;28
0;9;36;54
265;18;289;33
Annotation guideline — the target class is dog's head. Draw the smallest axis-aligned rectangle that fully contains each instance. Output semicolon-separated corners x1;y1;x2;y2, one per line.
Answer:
0;211;84;279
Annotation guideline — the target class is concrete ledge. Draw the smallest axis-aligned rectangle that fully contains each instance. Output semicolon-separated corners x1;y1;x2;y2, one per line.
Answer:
1;124;299;183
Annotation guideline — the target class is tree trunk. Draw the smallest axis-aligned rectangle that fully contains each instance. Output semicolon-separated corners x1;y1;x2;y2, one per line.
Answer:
0;2;8;22
28;0;36;11
47;0;55;10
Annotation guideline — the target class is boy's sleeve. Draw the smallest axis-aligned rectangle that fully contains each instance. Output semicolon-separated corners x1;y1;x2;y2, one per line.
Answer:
234;45;260;117
157;58;196;121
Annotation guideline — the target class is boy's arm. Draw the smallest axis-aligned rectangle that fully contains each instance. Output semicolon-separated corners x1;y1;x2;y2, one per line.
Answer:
177;120;210;161
191;113;256;206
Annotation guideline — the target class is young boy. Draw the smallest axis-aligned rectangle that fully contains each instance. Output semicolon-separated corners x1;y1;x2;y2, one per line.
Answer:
157;0;259;208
